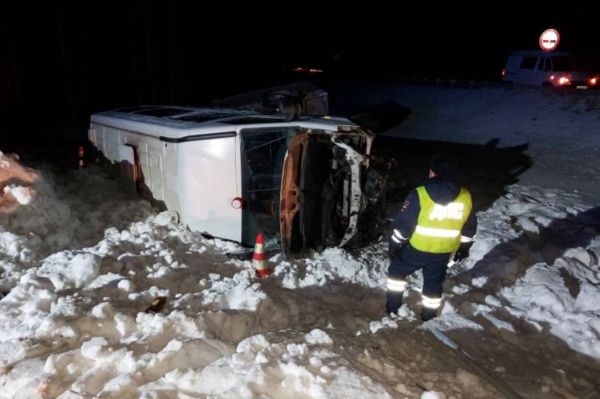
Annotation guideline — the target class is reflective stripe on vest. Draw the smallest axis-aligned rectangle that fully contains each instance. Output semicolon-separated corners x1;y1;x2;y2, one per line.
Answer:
409;186;472;254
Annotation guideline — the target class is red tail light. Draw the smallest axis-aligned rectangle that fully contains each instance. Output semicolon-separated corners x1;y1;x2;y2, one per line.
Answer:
589;77;598;86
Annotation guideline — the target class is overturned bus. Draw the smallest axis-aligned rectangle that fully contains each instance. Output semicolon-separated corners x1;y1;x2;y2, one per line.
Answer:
88;106;385;254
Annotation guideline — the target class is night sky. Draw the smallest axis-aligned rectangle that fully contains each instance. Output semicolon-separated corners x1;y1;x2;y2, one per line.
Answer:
0;2;598;137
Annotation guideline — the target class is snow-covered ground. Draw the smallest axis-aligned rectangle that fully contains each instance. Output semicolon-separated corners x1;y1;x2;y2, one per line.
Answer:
335;84;600;201
1;85;600;398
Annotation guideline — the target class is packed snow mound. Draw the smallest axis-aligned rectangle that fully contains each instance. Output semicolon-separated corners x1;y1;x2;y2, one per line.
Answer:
3;166;154;253
0;151;39;214
446;184;600;359
499;254;600;359
3;185;34;205
275;245;388;289
0;164;155;293
456;184;590;272
0;206;400;398
159;332;391;399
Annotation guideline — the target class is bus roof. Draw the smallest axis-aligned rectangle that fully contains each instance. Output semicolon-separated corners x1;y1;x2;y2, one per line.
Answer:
91;106;359;140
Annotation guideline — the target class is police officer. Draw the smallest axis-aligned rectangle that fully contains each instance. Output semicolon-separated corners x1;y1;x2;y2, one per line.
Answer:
386;153;477;321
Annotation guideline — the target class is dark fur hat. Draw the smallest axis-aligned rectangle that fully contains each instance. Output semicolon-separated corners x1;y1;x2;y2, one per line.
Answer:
429;153;459;180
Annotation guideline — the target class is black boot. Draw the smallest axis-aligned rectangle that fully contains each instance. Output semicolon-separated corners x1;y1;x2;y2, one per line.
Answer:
420;307;437;321
386;291;404;315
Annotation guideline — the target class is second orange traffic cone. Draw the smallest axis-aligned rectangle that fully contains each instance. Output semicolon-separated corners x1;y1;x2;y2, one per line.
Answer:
78;145;85;169
252;232;271;278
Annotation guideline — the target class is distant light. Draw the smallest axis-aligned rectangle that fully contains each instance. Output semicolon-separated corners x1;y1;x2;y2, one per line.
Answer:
550;75;555;80
558;76;570;85
501;69;505;77
590;77;598;86
292;66;323;73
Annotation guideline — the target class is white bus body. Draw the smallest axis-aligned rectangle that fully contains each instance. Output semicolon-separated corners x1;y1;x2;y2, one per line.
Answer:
89;106;378;253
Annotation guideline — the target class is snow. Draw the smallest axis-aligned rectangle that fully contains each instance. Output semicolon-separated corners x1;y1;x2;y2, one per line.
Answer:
499;256;600;358
197;270;266;311
1;85;600;397
158;333;391;399
3;185;34;205
441;183;600;357
274;246;387;289
305;329;334;345
421;391;445;399
378;85;600;201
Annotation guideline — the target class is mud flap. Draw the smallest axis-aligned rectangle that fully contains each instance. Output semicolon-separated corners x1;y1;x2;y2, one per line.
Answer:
118;144;142;194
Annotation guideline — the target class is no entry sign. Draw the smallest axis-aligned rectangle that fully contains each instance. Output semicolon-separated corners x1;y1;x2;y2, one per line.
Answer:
539;29;560;52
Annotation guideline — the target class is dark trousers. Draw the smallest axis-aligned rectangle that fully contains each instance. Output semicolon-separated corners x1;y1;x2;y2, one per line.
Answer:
386;244;449;311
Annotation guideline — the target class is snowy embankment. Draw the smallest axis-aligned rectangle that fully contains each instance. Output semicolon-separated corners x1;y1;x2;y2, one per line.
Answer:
448;185;600;358
0;166;400;398
1;160;599;397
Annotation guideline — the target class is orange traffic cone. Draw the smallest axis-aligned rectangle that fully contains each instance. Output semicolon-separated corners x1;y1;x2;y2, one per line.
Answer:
252;232;271;277
78;145;85;169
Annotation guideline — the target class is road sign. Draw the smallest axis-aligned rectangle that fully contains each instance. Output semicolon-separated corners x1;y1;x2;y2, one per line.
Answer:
539;29;560;52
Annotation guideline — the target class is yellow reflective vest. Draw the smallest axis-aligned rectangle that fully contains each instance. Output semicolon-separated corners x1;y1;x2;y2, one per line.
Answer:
409;186;472;253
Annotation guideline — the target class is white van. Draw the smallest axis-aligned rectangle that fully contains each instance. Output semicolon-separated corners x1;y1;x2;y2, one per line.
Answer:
502;50;596;88
89;106;382;254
